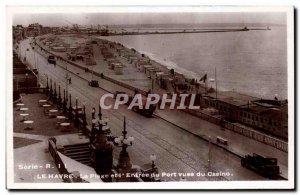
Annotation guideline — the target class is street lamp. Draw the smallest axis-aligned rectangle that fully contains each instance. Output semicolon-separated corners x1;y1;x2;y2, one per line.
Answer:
150;154;157;170
65;72;69;101
44;74;49;92
92;107;96;119
25;73;29;94
208;136;212;171
114;116;134;150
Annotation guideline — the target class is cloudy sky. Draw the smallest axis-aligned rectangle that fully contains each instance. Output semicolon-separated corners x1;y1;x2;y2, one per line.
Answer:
13;12;286;27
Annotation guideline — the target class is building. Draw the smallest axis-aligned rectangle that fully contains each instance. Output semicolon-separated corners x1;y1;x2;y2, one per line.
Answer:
239;99;288;139
26;23;42;37
199;91;288;139
13;25;26;42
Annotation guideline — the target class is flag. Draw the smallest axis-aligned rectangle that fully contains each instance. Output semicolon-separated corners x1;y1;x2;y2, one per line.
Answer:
200;73;207;82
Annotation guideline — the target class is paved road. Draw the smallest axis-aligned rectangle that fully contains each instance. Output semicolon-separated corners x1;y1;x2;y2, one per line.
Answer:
17;38;267;181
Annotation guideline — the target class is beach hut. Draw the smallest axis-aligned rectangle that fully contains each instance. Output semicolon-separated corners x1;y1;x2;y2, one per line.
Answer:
144;67;156;76
114;64;123;75
107;59;119;69
67;53;77;61
140;65;153;72
159;77;174;92
137;61;151;69
152;71;165;80
51;46;66;52
129;56;138;64
85;57;96;65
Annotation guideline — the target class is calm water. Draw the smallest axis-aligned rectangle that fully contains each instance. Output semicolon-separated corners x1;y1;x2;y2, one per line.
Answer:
103;26;287;99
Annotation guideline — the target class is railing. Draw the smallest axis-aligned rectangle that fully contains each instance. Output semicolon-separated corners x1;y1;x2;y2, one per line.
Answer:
183;108;288;152
48;138;71;182
48;137;88;183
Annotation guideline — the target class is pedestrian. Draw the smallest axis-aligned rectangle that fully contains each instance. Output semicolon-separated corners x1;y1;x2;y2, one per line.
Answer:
69;77;72;84
92;107;96;119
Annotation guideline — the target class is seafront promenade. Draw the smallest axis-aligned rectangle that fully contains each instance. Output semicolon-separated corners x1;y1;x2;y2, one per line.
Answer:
16;36;288;179
32;34;288;145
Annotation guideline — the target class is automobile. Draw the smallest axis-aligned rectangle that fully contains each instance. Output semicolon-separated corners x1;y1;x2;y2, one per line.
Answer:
48;55;56;65
88;80;99;87
241;153;280;178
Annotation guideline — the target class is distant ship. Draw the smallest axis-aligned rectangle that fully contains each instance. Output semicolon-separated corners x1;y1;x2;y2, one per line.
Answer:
243;26;249;31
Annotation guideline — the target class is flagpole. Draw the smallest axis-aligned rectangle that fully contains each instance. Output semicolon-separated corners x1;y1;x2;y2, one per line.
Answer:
215;67;218;100
205;80;207;94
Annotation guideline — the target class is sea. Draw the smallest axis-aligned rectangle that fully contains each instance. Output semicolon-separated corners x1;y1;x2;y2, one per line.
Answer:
102;26;287;99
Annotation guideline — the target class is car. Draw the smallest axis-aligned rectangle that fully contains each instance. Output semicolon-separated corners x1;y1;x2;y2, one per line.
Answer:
48;55;56;65
88;80;99;87
241;153;280;178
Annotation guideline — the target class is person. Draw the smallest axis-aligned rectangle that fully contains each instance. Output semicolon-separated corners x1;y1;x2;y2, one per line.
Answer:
69;77;72;84
92;107;96;119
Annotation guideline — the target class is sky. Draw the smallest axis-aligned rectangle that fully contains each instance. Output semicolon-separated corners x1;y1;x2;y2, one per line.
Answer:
13;12;286;27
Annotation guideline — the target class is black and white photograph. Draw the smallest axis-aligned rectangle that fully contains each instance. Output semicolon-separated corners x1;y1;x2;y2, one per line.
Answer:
5;6;294;190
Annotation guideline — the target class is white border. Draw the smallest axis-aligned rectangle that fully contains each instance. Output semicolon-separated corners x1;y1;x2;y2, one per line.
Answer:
5;5;294;190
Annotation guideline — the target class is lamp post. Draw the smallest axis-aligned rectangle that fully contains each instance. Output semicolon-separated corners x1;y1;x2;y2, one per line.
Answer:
150;154;157;181
90;118;98;143
82;102;87;132
68;94;72;119
25;73;29;94
98;104;102;120
65;72;69;101
45;74;49;93
74;97;79;127
208;136;212;172
53;82;57;102
63;89;67;114
92;107;96;119
114;116;134;171
49;78;53;99
150;154;156;171
58;83;62;105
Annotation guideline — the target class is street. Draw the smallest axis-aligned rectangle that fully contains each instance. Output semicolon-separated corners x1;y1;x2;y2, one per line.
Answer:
18;38;268;181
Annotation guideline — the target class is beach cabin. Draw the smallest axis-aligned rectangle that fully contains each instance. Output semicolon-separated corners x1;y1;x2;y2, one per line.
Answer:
114;64;123;75
124;54;135;61
140;65;153;72
153;71;165;80
68;46;78;52
160;77;174;92
134;59;150;67
116;47;124;55
85;57;96;65
145;67;156;77
174;81;190;94
129;56;138;64
45;41;52;46
107;59;119;69
131;58;139;66
51;46;66;52
148;69;162;79
67;53;77;61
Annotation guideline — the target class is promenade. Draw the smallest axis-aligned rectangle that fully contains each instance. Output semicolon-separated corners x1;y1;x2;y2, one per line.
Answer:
17;36;287;180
